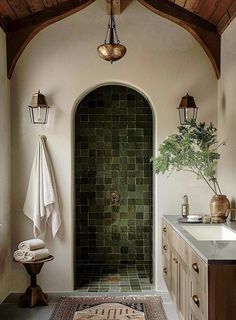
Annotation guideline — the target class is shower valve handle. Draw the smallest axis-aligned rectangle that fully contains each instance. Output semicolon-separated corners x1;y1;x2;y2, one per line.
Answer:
111;191;119;204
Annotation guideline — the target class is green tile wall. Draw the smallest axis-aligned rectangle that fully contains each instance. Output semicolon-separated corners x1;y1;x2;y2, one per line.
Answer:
75;85;153;265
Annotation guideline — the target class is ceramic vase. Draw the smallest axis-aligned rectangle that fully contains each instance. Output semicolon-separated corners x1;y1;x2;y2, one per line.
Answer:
210;195;230;223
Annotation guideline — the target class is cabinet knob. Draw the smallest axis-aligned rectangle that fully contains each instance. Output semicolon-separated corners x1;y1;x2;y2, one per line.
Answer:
163;267;167;274
173;257;178;264
192;295;200;308
163;227;167;233
192;262;199;273
163;245;167;251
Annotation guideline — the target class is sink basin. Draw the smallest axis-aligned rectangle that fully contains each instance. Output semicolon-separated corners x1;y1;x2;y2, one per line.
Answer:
182;225;236;241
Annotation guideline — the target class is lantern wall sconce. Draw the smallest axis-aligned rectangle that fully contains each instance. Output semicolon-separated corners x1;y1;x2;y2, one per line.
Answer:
28;90;50;124
177;93;198;125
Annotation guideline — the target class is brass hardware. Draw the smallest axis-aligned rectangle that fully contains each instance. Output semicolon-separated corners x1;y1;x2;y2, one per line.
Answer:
163;245;167;251
163;227;167;233
192;262;199;273
163;267;167;274
173;257;178;264
192;295;200;308
111;191;119;204
97;0;126;63
97;44;126;63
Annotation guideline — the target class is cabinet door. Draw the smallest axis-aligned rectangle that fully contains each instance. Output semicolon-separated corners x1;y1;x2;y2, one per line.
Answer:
162;254;171;292
170;250;178;306
189;307;201;320
178;257;188;320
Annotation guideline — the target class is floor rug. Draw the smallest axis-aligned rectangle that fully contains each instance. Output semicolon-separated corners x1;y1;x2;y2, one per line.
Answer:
49;295;167;320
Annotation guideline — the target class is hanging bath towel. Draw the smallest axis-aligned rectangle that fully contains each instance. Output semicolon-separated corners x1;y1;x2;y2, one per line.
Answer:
23;136;61;238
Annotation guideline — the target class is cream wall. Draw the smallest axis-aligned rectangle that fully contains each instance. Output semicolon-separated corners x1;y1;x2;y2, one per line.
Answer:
0;29;11;302
10;1;217;292
218;18;236;204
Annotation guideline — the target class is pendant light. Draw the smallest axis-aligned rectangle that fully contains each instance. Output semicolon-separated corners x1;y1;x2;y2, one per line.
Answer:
97;0;126;63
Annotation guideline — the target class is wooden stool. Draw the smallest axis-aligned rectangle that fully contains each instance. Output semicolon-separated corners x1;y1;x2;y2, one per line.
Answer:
15;255;54;307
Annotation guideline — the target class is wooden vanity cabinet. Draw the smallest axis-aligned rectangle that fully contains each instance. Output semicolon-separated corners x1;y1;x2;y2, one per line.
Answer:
162;218;206;320
162;217;236;320
162;220;188;320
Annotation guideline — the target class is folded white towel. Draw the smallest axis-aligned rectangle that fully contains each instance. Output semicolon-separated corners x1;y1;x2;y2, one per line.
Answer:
24;248;50;262
13;250;26;262
18;239;45;252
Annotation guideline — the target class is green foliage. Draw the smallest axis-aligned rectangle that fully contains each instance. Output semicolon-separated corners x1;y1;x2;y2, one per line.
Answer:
151;120;225;195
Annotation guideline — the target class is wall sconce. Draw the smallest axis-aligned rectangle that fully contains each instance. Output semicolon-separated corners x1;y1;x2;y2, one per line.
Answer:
177;93;198;125
28;90;50;124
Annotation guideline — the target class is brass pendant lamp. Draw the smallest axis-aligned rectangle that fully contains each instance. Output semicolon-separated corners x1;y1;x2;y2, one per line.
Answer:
97;0;126;63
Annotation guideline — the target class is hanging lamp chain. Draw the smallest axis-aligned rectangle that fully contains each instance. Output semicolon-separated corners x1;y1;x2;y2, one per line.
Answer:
104;0;120;45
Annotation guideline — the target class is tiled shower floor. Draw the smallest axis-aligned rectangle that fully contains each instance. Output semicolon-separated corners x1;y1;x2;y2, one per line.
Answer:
75;264;154;292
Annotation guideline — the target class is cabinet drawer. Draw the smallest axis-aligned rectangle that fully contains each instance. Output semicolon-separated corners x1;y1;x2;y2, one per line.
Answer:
189;249;207;292
189;280;207;320
171;227;188;264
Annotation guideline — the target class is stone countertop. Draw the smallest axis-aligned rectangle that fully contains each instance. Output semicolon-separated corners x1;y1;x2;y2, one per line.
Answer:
163;215;236;264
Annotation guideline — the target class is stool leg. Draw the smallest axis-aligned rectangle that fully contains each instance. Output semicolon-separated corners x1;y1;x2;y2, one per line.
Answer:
21;286;48;308
31;274;37;287
21;262;48;307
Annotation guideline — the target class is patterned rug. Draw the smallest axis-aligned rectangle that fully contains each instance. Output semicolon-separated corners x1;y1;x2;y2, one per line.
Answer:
49;296;167;320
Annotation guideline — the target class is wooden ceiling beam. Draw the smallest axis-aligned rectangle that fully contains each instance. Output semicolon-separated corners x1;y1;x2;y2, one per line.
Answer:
7;0;32;19
217;0;236;34
0;17;7;32
138;0;221;78
106;0;132;15
6;0;95;79
24;0;45;14
0;1;17;23
42;0;58;8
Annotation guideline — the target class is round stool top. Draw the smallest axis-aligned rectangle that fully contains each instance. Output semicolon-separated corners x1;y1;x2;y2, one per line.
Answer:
14;255;54;264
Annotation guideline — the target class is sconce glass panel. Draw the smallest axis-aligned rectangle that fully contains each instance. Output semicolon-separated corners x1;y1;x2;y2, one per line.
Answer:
178;107;198;125
29;106;49;124
177;93;198;125
28;90;50;124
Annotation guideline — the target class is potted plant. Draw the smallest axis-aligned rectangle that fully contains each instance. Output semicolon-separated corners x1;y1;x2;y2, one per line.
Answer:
151;120;229;222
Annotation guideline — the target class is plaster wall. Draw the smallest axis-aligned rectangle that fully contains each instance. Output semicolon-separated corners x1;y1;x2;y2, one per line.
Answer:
0;28;11;302
10;1;217;292
218;18;236;206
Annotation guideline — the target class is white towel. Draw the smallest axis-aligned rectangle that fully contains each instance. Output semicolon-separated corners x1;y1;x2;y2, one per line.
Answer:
13;250;26;262
24;248;50;262
23;137;61;238
18;239;45;252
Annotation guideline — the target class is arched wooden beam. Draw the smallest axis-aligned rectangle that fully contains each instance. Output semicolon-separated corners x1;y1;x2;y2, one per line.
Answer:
137;0;221;78
6;0;95;79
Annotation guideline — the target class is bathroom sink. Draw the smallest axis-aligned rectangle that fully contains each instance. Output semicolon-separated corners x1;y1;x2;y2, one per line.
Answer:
182;225;236;241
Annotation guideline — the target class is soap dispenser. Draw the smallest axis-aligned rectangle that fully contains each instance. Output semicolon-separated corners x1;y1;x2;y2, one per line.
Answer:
182;194;189;218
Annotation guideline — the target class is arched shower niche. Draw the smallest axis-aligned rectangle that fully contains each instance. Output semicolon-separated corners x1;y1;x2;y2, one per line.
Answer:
74;84;154;292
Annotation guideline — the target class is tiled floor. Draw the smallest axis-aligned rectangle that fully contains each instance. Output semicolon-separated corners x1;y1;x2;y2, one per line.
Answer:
0;292;179;320
75;264;153;292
